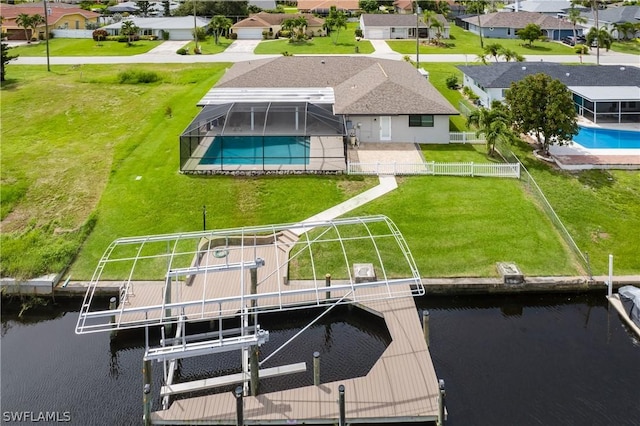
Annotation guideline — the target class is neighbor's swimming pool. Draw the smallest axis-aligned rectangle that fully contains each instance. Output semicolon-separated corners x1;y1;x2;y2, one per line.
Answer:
200;136;310;165
574;126;640;149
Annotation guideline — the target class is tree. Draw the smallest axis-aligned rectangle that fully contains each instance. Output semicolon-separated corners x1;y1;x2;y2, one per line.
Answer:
359;0;379;13
498;47;524;62
567;5;587;44
517;23;542;47
163;1;171;17
586;26;612;52
209;15;232;45
120;20;140;45
28;14;44;41
462;0;489;48
15;13;32;43
1;19;18;82
482;42;502;62
325;6;347;45
430;19;445;45
466;105;512;156
611;22;634;41
136;1;151;17
504;73;578;155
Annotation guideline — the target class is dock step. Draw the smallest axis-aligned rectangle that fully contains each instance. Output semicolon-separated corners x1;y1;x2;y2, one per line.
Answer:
160;362;307;397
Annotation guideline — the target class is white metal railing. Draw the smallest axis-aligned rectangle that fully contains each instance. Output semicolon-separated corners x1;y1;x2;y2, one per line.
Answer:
347;161;520;178
449;131;485;143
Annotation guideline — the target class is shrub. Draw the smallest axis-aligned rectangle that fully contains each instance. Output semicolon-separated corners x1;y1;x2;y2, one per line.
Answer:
446;75;459;90
192;27;208;42
575;45;589;54
279;30;291;39
262;30;270;40
229;32;238;40
92;29;108;41
355;28;363;38
462;86;479;100
160;30;170;40
176;48;187;55
118;69;161;84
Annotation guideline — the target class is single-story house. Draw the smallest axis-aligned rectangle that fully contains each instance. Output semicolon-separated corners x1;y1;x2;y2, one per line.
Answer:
105;1;180;16
503;0;586;15
180;56;459;173
461;11;577;40
230;12;325;39
297;0;360;15
360;13;450;39
567;6;640;39
457;62;640;124
0;2;100;40
102;16;210;40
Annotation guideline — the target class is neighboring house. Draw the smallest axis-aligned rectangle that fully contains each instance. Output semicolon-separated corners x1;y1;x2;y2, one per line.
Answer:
230;12;325;39
102;16;210;40
569;6;640;38
0;2;100;40
393;0;414;14
360;13;450;39
457;62;640;124
503;0;586;15
106;1;180;16
297;0;360;15
461;11;577;40
180;56;459;172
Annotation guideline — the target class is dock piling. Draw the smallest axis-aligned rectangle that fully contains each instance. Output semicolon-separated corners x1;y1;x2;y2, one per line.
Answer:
235;386;244;426
338;384;346;426
313;351;320;386
422;310;430;347
607;254;613;298
437;379;446;426
325;273;331;300
143;360;152;426
250;346;260;396
109;297;117;338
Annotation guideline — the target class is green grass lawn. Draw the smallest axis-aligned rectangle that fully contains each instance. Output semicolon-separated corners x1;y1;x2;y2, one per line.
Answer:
419;62;470;131
184;37;233;54
388;25;579;56
2;65;638;280
254;22;374;54
10;38;162;56
610;39;640;55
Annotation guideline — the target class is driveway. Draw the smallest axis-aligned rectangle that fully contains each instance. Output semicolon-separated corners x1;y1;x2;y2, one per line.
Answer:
224;40;262;53
146;41;190;55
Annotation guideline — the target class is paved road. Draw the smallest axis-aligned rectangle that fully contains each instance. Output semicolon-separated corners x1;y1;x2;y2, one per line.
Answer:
12;39;640;66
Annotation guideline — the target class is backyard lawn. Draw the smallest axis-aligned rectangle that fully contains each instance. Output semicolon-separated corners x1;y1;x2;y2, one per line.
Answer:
419;62;471;131
388;25;579;56
1;65;638;280
10;38;162;56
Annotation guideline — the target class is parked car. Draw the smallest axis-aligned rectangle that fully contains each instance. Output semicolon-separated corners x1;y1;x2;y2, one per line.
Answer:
562;36;585;46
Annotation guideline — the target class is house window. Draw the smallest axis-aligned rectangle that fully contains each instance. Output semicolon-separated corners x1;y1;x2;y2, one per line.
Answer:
409;115;434;127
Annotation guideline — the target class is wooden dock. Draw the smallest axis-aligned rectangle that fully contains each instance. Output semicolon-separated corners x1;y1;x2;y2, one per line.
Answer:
150;292;441;425
607;294;640;338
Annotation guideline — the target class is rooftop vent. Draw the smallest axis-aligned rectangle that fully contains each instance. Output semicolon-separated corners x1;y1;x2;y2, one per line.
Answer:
566;73;570;76
620;67;626;71
522;66;526;70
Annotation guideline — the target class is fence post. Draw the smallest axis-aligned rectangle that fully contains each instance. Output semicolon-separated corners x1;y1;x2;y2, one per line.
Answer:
325;273;331;300
338;385;346;426
313;351;321;386
235;386;244;426
471;162;474;178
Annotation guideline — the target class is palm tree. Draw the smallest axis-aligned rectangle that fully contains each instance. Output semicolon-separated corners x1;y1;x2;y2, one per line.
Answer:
586;26;612;52
463;0;488;48
430;19;445;46
15;13;32;43
209;15;232;45
325;6;347;45
498;47;524;62
29;14;44;41
611;22;634;41
293;15;307;40
483;42;502;62
567;5;587;44
120;20;139;46
466;106;511;156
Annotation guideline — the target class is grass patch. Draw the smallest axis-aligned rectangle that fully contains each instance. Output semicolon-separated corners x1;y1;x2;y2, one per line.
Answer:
610;39;640;55
254;22;374;54
420;62;470;131
10;39;162;56
183;37;233;55
388;25;578;56
117;69;161;84
421;143;492;162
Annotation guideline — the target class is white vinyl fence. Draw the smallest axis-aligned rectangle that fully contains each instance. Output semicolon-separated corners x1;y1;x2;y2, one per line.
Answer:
347;161;520;178
51;29;93;39
449;131;485;143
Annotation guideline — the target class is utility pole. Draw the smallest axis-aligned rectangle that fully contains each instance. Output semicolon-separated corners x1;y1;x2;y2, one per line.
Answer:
415;1;420;69
43;0;50;72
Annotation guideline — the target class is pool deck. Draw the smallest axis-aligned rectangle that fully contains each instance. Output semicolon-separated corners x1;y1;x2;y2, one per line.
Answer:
549;120;640;170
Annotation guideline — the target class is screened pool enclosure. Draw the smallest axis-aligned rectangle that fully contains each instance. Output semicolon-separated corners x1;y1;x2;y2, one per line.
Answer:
180;89;347;172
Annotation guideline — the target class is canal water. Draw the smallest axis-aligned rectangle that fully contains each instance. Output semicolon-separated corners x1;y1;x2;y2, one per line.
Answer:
1;292;639;425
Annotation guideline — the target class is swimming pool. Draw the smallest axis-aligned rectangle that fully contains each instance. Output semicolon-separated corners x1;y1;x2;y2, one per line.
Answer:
574;126;640;149
200;136;310;165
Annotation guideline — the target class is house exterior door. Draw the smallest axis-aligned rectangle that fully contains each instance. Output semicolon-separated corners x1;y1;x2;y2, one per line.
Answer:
379;116;391;141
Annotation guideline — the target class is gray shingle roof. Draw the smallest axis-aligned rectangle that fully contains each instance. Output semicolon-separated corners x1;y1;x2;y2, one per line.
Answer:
462;11;575;30
456;63;640;88
579;6;640;24
217;56;459;115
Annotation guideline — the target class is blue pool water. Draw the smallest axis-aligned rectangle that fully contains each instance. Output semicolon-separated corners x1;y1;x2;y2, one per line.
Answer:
200;136;310;165
574;126;640;149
